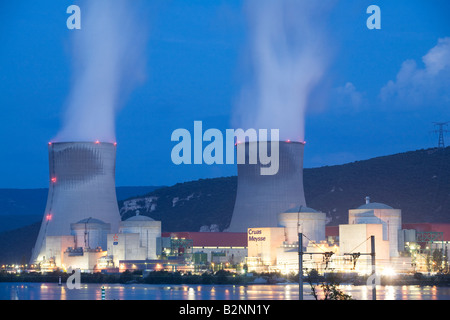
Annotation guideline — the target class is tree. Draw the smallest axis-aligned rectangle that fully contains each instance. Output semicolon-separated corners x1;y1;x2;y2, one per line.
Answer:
426;252;432;273
444;245;449;273
306;269;353;300
306;269;320;300
432;249;444;273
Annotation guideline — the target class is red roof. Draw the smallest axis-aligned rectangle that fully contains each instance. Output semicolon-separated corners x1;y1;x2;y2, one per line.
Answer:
325;226;339;237
162;232;248;247
402;223;450;241
326;223;450;241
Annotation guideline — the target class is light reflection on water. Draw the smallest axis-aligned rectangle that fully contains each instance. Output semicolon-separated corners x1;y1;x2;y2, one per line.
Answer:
1;283;450;300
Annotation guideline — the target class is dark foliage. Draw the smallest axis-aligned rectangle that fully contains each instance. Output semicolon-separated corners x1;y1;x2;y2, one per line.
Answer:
119;176;238;232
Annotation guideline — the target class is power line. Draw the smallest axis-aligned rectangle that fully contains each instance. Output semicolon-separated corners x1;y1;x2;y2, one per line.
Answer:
347;236;372;255
301;233;327;253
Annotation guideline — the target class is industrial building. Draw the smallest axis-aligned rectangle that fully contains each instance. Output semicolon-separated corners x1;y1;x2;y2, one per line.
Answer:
246;204;331;274
37;213;163;272
39;217;111;272
107;214;162;267
278;206;326;246
246;197;450;276
160;232;247;272
348;197;402;258
92;231;248;273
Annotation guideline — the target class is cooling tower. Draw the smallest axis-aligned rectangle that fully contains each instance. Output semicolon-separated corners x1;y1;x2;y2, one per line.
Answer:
227;141;307;232
30;142;121;264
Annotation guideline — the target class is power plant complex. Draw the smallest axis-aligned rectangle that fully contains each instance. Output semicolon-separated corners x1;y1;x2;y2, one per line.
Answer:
29;140;450;278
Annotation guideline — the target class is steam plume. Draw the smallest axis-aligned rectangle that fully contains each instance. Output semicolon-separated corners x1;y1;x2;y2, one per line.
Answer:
233;0;332;142
55;0;148;143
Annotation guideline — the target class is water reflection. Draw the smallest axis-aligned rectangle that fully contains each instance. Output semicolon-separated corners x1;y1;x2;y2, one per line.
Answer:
239;285;247;300
432;286;437;300
187;287;195;300
384;286;395;300
1;283;450;300
284;285;291;300
401;285;408;300
61;286;66;300
361;286;368;300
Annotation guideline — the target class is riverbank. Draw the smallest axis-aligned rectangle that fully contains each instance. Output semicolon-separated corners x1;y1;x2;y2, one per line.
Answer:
2;270;450;287
0;270;255;285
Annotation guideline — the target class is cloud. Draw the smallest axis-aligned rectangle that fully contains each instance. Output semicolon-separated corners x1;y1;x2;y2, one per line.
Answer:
334;82;365;112
380;37;450;108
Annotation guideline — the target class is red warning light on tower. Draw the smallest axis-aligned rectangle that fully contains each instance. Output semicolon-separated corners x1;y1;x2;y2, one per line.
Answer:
51;177;57;183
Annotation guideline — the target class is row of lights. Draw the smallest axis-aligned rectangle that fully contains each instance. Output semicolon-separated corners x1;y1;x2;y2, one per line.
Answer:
235;140;306;145
45;140;306;146
48;141;118;146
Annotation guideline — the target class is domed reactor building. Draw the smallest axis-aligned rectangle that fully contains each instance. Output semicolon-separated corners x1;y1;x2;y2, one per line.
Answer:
227;141;307;232
30;142;122;265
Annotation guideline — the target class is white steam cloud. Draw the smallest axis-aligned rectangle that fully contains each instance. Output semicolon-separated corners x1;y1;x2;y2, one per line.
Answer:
233;0;333;142
380;37;450;108
55;0;148;143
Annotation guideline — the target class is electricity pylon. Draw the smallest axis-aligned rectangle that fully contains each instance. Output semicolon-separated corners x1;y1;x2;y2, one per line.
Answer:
433;122;449;148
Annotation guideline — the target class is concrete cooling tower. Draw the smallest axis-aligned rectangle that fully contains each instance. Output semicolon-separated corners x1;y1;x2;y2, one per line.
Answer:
227;141;307;232
30;142;121;264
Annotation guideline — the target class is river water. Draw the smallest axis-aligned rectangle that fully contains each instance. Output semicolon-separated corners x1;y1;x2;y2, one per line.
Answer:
1;283;450;300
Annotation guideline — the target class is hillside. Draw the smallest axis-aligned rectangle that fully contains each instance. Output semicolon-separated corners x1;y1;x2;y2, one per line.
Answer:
1;147;449;264
119;177;237;232
304;147;450;225
0;186;161;232
119;147;450;230
0;222;40;265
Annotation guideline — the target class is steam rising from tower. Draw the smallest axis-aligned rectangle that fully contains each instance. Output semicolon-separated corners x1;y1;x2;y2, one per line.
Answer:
232;0;331;141
55;0;147;142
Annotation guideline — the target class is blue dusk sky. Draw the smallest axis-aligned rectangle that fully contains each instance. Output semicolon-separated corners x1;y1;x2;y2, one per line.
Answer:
0;0;449;188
